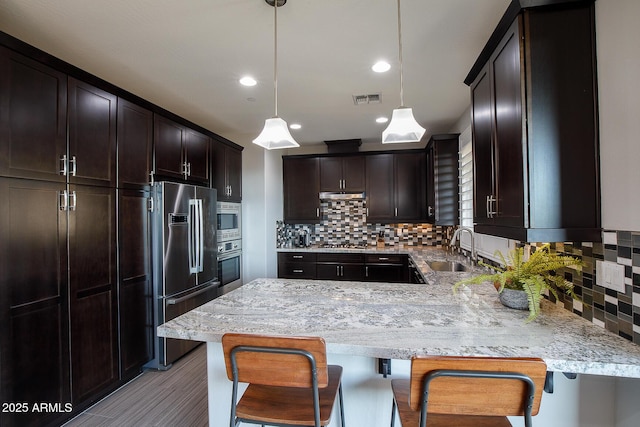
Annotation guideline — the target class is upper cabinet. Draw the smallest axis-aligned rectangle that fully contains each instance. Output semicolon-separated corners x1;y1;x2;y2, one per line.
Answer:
117;99;153;189
212;139;242;201
0;46;67;183
425;134;459;226
365;150;426;223
466;0;600;242
153;114;210;186
68;78;117;187
319;155;365;192
283;156;320;223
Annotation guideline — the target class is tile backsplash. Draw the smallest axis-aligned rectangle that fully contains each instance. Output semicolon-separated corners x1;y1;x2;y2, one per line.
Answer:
276;199;451;247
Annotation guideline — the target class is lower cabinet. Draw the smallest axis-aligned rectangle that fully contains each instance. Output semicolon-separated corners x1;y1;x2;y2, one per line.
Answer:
364;254;409;283
316;253;365;281
278;252;317;279
278;252;410;283
0;179;130;426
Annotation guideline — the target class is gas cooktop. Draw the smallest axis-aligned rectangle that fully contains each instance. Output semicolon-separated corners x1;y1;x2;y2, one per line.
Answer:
318;243;368;249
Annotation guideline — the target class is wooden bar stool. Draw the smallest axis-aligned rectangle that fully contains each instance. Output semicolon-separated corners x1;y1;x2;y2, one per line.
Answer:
221;333;345;427
390;356;547;427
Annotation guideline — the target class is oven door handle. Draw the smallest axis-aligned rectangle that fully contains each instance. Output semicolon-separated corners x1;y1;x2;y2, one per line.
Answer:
218;251;242;262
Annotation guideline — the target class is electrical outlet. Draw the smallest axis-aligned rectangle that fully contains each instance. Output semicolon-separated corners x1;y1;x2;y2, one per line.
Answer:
596;260;625;293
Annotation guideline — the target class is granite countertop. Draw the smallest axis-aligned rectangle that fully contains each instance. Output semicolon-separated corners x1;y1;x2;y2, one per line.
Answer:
158;276;640;379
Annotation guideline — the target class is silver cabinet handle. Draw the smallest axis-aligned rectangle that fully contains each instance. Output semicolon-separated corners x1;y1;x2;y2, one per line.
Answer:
365;266;369;277
428;206;434;216
395;207;398;217
69;191;77;211
60;155;67;176
293;269;304;273
336;265;340;276
183;162;189;179
70;156;77;177
316;207;320;217
292;255;303;259
378;257;389;261
148;197;154;212
150;170;155;186
59;190;68;211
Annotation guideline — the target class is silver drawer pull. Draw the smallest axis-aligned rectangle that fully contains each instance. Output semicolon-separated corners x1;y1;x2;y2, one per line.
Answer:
293;269;304;273
292;255;303;259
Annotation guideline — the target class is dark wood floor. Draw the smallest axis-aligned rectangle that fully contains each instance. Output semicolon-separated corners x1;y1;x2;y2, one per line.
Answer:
63;345;208;426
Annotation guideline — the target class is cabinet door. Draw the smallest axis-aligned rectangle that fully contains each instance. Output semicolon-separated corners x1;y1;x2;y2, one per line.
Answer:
0;178;70;427
319;157;343;192
394;152;426;221
118;189;153;378
154;114;185;180
283;157;320;223
68;78;117;187
117;99;152;189
226;146;242;201
365;154;394;223
0;46;67;182
365;264;408;283
68;185;118;403
185;128;210;185
425;144;436;223
342;156;366;191
471;66;494;226
491;20;524;227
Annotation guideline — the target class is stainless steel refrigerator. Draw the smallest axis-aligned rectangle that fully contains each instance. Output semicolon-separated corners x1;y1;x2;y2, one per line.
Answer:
146;182;219;369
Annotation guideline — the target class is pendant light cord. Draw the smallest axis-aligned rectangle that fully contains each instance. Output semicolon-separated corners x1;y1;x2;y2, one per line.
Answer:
273;0;279;117
397;0;404;108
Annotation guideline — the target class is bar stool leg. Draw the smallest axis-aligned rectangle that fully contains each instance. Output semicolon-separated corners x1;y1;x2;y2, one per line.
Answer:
390;400;396;427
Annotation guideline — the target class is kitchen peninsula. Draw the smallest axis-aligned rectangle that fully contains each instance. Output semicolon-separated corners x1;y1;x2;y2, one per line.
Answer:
158;249;640;427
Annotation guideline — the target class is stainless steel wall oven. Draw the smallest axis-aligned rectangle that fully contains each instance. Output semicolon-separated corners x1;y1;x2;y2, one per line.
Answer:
218;239;242;292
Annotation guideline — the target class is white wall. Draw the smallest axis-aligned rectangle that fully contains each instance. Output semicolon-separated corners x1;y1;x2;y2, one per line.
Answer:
596;0;640;232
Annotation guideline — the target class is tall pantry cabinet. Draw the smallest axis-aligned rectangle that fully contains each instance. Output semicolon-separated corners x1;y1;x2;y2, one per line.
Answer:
0;43;142;426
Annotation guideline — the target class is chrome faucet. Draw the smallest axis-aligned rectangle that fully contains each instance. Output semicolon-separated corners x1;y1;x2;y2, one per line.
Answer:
450;226;476;262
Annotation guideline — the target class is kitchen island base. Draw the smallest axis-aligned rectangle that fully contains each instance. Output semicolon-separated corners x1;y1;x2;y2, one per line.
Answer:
205;342;635;427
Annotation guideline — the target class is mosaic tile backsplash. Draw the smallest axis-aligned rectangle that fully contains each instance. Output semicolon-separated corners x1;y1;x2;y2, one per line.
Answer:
276;199;452;248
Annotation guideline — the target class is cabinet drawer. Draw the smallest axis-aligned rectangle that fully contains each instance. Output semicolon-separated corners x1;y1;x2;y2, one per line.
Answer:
278;252;317;263
317;253;364;263
365;254;407;265
278;262;316;279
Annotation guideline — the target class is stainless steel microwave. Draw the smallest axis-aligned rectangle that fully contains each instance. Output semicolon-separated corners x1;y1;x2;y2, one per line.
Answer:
216;201;241;242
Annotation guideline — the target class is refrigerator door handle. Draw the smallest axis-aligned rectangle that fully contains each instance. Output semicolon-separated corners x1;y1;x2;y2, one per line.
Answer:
196;198;204;273
188;199;199;273
166;281;221;305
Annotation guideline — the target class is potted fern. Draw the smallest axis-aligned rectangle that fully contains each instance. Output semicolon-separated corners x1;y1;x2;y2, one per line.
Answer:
453;244;584;322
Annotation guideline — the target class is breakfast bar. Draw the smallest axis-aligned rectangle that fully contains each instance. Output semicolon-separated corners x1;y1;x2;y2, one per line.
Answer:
158;276;640;426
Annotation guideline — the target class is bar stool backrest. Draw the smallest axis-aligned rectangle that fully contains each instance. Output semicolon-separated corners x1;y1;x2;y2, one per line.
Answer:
409;356;547;416
222;333;329;388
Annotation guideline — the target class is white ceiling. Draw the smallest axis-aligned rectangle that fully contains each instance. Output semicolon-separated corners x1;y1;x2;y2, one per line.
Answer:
0;0;511;148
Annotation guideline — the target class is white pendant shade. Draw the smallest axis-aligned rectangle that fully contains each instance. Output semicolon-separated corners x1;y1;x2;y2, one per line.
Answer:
252;117;300;150
382;107;426;143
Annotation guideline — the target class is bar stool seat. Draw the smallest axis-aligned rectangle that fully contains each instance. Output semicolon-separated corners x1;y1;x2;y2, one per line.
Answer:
222;333;345;427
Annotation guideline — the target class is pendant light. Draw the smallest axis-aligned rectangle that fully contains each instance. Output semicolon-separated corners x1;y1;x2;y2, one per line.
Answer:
382;0;426;144
253;0;300;150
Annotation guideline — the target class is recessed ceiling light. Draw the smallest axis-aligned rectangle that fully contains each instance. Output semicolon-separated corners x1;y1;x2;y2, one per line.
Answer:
376;117;389;124
239;76;257;86
289;123;302;130
372;61;391;73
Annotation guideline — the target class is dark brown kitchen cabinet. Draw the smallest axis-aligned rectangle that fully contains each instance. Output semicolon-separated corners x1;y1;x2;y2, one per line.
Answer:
277;252;317;279
0;46;67;183
319;155;366;192
466;1;600;242
364;254;409;283
213;139;242;201
366;151;426;223
283;156;320;223
68;185;119;403
316;253;365;281
154;114;210;185
118;188;153;380
117;99;153;189
68;78;117;188
0;178;70;427
425;134;459;225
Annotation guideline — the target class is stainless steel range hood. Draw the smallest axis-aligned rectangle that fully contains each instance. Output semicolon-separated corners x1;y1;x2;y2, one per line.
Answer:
319;192;366;200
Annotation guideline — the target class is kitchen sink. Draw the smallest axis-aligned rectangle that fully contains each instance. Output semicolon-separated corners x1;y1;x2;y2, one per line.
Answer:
427;261;469;272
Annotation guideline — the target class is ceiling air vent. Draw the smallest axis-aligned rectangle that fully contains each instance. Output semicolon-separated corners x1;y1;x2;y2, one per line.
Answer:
352;93;382;105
